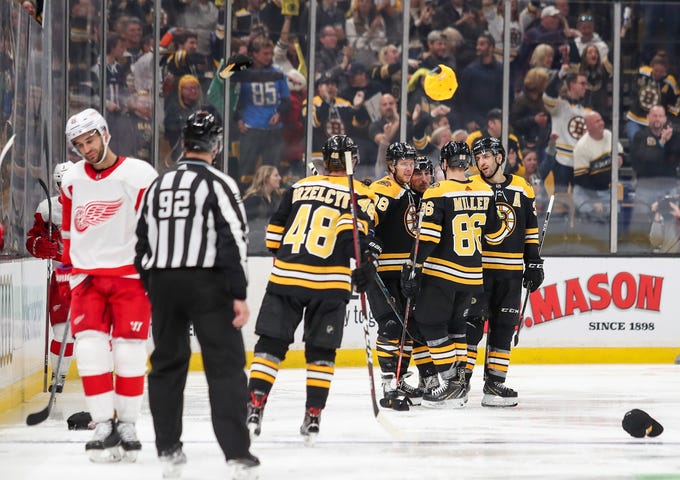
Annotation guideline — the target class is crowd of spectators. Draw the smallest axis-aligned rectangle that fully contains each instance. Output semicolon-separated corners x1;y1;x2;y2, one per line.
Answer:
14;0;680;254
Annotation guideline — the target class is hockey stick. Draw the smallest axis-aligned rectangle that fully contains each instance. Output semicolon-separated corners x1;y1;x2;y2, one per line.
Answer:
394;205;425;386
512;194;554;347
373;270;425;346
37;178;53;393
26;315;71;425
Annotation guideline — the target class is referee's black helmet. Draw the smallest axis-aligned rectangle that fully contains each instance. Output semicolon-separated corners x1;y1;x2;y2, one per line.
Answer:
183;110;223;153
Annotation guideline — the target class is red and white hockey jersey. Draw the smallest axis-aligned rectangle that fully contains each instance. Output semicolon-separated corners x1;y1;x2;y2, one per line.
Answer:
60;157;157;278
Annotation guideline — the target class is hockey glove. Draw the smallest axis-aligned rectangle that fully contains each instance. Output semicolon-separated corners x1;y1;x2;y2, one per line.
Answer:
220;54;254;79
32;237;59;260
55;265;72;301
400;263;423;299
352;259;375;293
360;235;383;263
522;258;544;293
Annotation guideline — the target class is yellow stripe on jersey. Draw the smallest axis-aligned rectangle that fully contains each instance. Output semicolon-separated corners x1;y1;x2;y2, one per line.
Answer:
525;226;539;245
482;250;524;271
265;224;285;250
423;257;483;286
269;259;351;291
419;221;442;243
377;252;411;272
337;213;369;235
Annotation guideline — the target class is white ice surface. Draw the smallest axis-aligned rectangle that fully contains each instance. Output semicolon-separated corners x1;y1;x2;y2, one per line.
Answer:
1;364;679;479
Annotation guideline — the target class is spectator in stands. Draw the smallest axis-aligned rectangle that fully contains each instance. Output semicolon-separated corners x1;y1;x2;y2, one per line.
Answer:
510;66;551;162
108;90;153;164
177;0;219;56
649;194;680;254
304;72;371;169
456;32;503;130
578;44;612;126
572;111;623;222
419;29;456;71
273;15;303;75
345;0;388;67
640;3;680;67
163;74;204;164
625;53;679;145
543;68;589;193
408;0;435;56
243;165;283;256
104;33;128;115
369;93;400;155
630;105;680;213
121;16;145;66
516;5;569;78
281;70;306;180
433;0;485;70
371;44;416;102
232;36;290;189
316;25;351;84
572;12;608;61
21;0;39;22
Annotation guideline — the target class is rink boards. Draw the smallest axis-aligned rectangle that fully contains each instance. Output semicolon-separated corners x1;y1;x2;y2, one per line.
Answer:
1;256;679;413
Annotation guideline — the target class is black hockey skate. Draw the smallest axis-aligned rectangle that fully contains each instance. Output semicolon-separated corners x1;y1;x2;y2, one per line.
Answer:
396;372;425;406
227;454;260;480
116;420;142;462
247;390;268;438
482;380;518;407
379;373;409;411
85;419;122;463
299;407;322;446
422;369;468;409
159;444;187;479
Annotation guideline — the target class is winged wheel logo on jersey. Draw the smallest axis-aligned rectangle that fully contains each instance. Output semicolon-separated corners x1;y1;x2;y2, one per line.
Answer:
74;198;124;232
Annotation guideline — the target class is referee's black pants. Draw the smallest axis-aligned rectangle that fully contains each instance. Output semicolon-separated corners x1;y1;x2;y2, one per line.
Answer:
147;268;251;460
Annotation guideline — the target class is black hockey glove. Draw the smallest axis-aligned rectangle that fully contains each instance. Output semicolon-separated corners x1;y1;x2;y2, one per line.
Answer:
352;259;376;293
400;263;423;299
522;258;544;293
360;235;383;263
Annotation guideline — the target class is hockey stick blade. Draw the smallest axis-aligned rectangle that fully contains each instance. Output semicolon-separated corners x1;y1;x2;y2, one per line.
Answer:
26;317;71;426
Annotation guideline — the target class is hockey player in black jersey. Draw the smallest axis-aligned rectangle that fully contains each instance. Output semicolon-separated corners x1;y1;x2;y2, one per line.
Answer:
400;141;504;408
466;136;544;407
246;135;377;444
411;156;434;196
367;143;439;409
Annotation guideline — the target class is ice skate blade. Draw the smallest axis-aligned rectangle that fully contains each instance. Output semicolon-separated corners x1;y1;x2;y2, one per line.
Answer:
481;394;518;407
228;461;260;480
87;446;122;463
121;448;140;462
421;398;466;409
302;432;318;447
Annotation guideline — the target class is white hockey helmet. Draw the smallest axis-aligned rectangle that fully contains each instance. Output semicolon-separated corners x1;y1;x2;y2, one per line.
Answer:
53;162;72;187
65;108;110;163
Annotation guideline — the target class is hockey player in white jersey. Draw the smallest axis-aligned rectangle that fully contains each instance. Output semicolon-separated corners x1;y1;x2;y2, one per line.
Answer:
60;108;158;462
26;162;74;393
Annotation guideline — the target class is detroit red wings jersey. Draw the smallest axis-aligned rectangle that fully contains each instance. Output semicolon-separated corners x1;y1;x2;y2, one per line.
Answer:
370;176;418;279
61;157;157;277
417;177;503;292
265;175;377;300
470;174;540;277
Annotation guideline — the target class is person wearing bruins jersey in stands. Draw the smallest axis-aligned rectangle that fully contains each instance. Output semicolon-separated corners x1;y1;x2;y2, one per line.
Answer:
246;135;377;444
367;143;439;410
465;136;544;408
400;141;504;408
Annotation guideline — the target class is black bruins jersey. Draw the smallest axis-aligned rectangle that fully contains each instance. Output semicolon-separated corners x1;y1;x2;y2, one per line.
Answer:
471;174;539;277
370;176;418;279
416;177;503;291
265;175;377;300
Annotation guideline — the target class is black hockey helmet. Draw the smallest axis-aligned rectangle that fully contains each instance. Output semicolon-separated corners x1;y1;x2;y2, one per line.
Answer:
471;136;505;159
440;141;471;168
183;110;223;153
386;142;417;164
414;155;433;175
321;134;358;172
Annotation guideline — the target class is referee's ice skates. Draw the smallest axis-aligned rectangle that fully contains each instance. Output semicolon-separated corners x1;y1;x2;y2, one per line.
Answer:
481;380;518;407
227;454;260;480
85;419;122;463
159;444;187;479
299;407;322;446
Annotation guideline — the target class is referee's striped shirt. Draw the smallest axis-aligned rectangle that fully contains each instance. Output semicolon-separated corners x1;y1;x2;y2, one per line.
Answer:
135;159;248;297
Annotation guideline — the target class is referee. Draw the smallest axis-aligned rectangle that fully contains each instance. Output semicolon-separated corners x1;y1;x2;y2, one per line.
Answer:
135;110;259;478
